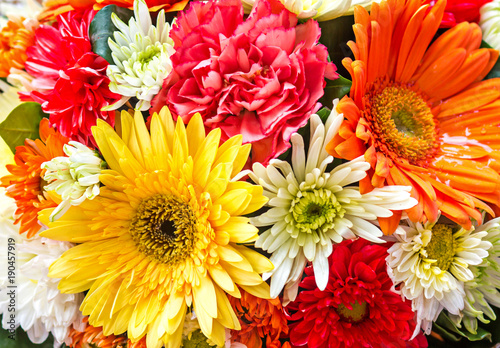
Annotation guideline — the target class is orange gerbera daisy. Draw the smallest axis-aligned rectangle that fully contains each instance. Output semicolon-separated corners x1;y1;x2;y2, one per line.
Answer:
326;0;500;232
38;0;188;22
0;16;36;77
68;317;147;348
229;288;290;348
1;118;68;238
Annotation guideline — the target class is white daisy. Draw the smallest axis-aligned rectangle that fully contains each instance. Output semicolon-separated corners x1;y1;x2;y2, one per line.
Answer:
0;189;85;346
386;215;491;337
480;0;500;51
449;217;500;334
241;0;379;21
249;99;417;301
42;141;106;222
104;0;175;111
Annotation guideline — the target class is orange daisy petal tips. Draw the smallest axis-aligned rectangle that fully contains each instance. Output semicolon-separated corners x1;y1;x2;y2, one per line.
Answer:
326;0;500;232
0;17;36;77
0;118;68;238
229;288;290;348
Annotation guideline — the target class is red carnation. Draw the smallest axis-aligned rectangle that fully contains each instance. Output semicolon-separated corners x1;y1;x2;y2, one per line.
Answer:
425;0;493;27
285;239;422;348
152;0;337;164
21;9;119;147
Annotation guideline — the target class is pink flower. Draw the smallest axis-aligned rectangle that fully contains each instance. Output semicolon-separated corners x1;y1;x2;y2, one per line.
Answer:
152;0;337;164
21;10;119;147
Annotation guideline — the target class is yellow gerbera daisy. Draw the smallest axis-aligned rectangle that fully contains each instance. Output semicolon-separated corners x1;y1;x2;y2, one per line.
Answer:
39;107;272;348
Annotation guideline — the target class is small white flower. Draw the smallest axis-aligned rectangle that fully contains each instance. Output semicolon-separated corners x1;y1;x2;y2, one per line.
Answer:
0;190;85;346
249;99;417;301
104;0;175;111
386;214;491;337
480;0;500;51
42;141;105;222
241;0;379;21
449;217;500;334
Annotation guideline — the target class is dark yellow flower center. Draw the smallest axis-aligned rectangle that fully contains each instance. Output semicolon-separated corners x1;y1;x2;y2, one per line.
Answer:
365;80;440;166
130;194;199;265
425;224;455;271
336;301;368;323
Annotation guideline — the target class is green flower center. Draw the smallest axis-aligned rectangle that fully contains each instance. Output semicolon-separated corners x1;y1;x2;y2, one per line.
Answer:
425;224;455;271
290;189;344;234
365;80;439;166
129;194;198;265
336;301;369;323
137;44;162;65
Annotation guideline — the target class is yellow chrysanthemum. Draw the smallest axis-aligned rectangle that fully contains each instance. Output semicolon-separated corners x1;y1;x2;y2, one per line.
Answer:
39;107;272;348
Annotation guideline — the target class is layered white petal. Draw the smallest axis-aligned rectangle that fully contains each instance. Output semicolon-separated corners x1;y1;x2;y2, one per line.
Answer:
386;215;491;337
106;0;175;111
0;190;84;346
251;99;417;299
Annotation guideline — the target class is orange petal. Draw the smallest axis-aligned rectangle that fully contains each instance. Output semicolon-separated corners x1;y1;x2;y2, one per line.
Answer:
378;210;402;235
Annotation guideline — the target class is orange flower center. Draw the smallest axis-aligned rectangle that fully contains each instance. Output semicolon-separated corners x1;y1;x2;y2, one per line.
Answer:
364;80;440;166
336;301;368;323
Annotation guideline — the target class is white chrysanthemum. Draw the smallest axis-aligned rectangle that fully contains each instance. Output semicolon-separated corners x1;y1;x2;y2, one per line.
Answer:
249;99;417;300
105;0;175;111
42;141;106;222
386;215;491;337
0;190;85;346
241;0;378;21
448;217;500;334
480;0;500;51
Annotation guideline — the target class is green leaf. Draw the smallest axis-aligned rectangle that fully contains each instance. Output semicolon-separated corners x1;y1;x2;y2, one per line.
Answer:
320;75;352;108
0;102;47;153
0;322;55;348
435;312;492;343
481;40;500;80
318;15;355;78
89;5;134;64
182;330;214;348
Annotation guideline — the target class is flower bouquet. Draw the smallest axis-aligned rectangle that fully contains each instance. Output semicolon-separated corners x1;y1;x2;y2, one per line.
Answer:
2;0;500;347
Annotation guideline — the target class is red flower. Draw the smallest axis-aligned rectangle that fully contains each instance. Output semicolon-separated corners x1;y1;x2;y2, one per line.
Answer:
425;0;493;27
21;9;119;147
152;0;337;164
285;239;420;348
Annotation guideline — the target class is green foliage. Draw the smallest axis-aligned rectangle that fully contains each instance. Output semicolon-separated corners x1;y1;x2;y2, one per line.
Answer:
481;40;500;80
318;15;355;78
320;75;352;108
432;312;492;344
0;323;55;348
0;102;47;153
89;5;134;64
182;330;214;348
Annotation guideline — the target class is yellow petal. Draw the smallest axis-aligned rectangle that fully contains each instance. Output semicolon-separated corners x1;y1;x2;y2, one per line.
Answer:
186;113;206;157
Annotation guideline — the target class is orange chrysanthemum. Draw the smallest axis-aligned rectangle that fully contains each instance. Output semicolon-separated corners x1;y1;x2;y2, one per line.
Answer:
229;288;290;348
68;317;147;348
0;16;36;77
326;0;500;232
0;118;68;238
38;0;188;22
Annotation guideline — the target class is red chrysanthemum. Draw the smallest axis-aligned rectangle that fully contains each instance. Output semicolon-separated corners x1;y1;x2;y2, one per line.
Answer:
285;239;420;348
0;118;68;238
21;9;120;147
151;0;337;164
229;288;290;348
425;0;493;27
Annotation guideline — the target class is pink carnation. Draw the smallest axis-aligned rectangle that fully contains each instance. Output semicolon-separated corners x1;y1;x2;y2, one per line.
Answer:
152;0;337;164
21;10;119;147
